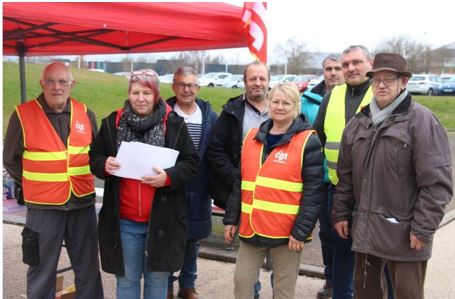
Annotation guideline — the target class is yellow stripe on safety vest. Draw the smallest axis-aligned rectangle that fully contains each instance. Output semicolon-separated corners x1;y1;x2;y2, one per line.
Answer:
68;165;91;176
23;151;67;161
241;180;255;191
253;199;299;215
256;176;303;192
23;170;68;182
241;202;253;214
68;145;90;155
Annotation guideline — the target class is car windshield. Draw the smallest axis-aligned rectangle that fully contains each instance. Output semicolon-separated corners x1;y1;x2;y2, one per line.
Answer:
410;76;425;81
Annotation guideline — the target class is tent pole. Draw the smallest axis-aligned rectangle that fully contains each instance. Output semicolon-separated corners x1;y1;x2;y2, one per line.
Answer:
18;41;27;103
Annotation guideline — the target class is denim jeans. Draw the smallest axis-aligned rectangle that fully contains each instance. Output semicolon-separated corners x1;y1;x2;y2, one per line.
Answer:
329;184;355;299
318;183;333;283
117;219;169;299
169;239;200;289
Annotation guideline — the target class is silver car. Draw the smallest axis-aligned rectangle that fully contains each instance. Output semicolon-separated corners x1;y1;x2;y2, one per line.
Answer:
407;74;442;95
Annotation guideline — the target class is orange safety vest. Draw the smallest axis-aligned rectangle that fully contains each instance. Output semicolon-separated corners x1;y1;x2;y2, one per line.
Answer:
239;128;313;239
16;99;95;205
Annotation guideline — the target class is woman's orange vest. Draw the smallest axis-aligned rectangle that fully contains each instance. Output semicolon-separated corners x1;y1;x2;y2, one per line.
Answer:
239;128;313;239
16;99;95;205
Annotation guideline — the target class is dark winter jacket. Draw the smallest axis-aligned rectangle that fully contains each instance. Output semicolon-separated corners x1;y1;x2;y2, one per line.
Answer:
332;94;453;261
223;114;325;247
89;108;199;275
166;97;218;240
206;94;246;208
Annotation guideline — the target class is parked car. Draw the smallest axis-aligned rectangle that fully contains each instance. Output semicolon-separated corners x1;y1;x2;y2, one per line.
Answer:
441;74;455;82
199;72;231;87
269;74;297;88
306;75;324;91
440;76;455;95
288;74;319;92
215;74;243;89
159;73;174;84
407;74;442;95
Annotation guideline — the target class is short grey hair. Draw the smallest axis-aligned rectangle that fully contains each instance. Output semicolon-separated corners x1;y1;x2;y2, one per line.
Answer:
342;45;373;60
322;54;341;68
173;66;199;83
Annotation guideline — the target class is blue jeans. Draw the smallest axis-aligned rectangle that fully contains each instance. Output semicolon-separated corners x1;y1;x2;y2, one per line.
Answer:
329;184;355;299
117;219;169;299
169;239;200;289
318;183;333;283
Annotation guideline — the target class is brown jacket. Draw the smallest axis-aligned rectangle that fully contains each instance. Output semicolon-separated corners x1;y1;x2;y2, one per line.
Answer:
332;94;452;261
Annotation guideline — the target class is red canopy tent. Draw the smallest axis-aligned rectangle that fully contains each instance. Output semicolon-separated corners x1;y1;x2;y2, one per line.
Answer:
3;2;248;101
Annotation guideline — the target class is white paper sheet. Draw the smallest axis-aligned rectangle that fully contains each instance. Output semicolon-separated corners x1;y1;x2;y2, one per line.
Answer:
113;141;179;180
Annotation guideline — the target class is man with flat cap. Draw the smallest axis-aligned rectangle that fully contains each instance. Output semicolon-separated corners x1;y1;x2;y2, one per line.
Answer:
331;53;453;299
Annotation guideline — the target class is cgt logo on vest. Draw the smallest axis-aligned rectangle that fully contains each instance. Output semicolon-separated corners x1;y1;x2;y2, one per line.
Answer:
75;121;86;134
273;150;288;164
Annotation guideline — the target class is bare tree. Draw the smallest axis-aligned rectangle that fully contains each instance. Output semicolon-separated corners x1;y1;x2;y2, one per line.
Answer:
374;35;434;73
273;38;312;74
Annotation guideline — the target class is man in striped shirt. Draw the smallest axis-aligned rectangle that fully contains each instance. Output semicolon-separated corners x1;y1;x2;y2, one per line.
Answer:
166;66;218;299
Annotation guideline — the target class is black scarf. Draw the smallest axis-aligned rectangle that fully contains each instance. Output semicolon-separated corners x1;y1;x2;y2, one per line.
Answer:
116;99;166;150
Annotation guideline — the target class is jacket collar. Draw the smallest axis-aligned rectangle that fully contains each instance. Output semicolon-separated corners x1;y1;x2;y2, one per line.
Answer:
255;114;312;146
359;91;413;128
347;79;371;96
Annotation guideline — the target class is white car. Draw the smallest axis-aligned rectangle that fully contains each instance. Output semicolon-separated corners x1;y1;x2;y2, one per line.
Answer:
269;74;297;88
199;72;232;87
407;74;442;95
215;74;243;89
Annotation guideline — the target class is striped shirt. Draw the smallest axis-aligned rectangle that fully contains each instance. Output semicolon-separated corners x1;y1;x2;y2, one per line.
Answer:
174;103;203;150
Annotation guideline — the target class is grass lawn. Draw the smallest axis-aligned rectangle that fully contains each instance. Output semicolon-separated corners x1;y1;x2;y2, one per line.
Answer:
3;61;455;135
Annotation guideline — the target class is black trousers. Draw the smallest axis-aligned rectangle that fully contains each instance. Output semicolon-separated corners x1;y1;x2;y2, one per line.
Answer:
354;252;427;299
24;205;103;299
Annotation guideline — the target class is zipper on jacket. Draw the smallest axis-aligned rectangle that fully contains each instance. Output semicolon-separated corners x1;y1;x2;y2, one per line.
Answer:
138;180;142;217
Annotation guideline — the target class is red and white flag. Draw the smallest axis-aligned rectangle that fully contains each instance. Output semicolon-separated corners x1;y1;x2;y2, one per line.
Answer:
242;2;267;63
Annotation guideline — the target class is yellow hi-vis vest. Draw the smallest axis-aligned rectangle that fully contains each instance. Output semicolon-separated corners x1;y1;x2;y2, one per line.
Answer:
239;128;313;239
16;99;95;205
324;84;372;185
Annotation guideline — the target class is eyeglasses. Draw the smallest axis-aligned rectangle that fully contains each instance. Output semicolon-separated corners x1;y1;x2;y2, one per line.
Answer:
371;77;399;87
43;79;72;87
175;82;199;90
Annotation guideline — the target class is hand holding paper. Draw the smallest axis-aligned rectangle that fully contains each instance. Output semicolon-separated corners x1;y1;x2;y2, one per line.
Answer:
113;141;179;180
141;167;167;187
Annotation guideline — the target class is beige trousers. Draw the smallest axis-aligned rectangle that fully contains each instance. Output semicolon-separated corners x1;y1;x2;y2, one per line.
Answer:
234;240;302;299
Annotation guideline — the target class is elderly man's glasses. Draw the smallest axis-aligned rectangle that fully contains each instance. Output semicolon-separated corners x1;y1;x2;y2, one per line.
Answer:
372;77;399;87
43;79;71;87
175;82;199;90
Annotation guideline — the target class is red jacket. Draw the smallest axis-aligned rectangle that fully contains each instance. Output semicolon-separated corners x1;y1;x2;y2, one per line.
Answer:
116;104;172;222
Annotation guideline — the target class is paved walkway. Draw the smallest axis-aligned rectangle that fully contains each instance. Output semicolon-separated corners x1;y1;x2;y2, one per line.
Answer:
3;209;455;298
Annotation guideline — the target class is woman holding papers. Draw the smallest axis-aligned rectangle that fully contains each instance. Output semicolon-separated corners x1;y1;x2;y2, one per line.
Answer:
89;69;199;299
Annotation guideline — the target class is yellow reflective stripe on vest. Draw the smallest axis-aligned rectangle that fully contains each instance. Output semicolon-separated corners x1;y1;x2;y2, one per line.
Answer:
68;145;89;154
241;202;253;214
256;176;303;192
23;151;66;161
253;199;299;215
23;170;68;182
68;165;91;176
241;180;255;191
